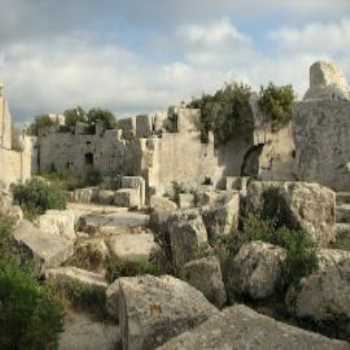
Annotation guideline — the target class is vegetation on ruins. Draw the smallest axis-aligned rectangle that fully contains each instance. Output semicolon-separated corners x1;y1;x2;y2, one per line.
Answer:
189;82;254;144
258;83;295;131
27;114;58;136
87;108;117;130
63;106;87;128
189;81;295;145
105;256;161;283
13;178;67;218
0;215;64;350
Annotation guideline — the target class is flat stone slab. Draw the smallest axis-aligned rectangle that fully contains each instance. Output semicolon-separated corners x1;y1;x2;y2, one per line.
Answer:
158;304;349;350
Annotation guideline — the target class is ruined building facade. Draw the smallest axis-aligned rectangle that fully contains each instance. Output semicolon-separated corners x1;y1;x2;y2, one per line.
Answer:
1;61;350;194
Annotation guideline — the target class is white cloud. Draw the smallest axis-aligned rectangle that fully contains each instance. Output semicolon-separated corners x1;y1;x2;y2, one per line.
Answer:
1;16;350;124
270;18;350;53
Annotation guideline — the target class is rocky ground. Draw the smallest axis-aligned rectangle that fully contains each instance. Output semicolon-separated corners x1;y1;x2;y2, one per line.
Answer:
2;179;350;349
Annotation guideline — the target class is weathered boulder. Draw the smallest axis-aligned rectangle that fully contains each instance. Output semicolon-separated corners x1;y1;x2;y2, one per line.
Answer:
201;191;240;242
108;233;158;263
181;255;226;308
106;279;120;321
246;181;336;247
178;193;195;209
150;196;177;212
230;241;287;300
158;304;349;350
59;312;120;350
46;266;108;290
98;190;115;205
304;61;350;101
168;210;208;270
114;188;140;208
286;249;350;336
37;209;76;241
118;275;218;350
13;220;74;274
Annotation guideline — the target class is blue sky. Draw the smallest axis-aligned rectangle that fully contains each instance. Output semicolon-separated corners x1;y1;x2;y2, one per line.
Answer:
0;0;349;124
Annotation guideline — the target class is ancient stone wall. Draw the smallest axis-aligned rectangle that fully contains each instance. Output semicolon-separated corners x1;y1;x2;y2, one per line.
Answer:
0;96;12;149
294;100;350;191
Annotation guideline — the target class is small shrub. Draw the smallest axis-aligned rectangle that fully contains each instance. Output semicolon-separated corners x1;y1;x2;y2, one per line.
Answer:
106;256;161;283
13;178;67;218
40;172;84;192
0;261;64;350
258;83;295;131
242;214;318;285
49;279;108;321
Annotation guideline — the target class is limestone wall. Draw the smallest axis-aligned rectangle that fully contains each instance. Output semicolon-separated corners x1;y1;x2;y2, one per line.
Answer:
0;96;12;149
294;100;350;191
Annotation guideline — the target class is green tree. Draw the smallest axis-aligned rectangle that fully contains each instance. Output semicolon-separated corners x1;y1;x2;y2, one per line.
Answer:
258;83;295;131
63;106;87;128
27;115;57;136
87;108;116;130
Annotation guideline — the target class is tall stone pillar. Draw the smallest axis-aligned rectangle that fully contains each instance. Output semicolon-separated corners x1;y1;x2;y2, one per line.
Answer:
0;83;12;149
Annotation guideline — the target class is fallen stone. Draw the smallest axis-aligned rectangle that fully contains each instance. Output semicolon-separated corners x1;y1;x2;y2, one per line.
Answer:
114;188;140;208
201;191;240;242
158;304;349;350
108;233;157;263
118;274;218;350
245;181;336;247
13;220;74;274
230;241;287;300
121;176;146;208
286;249;350;337
71;187;99;204
181;255;226;308
168;209;208;270
98;190;115;205
59;312;120;350
37;209;76;241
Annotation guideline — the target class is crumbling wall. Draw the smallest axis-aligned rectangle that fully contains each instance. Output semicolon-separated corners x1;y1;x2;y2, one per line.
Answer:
294;100;350;191
0;96;12;149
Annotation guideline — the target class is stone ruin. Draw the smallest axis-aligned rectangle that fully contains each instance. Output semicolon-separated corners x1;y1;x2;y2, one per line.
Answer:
1;60;350;198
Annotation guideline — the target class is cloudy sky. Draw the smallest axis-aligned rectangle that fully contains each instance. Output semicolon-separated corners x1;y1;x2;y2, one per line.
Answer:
0;0;349;124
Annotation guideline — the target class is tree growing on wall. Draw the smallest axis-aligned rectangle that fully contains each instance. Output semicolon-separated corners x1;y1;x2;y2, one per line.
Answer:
86;108;117;130
63;106;87;128
27;115;58;136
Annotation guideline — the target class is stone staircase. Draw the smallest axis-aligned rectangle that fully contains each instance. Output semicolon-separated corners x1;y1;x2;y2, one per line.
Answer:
336;192;350;235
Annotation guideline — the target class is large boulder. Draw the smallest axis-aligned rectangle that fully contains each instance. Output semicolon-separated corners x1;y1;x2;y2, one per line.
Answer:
118;275;218;350
246;181;336;247
121;176;146;208
286;249;350;337
59;312;120;350
158;304;349;350
201;191;240;242
105;279;121;321
114;189;140;209
37;209;76;241
230;241;287;300
168;210;208;271
108;233;158;263
181;255;226;308
13;220;74;274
